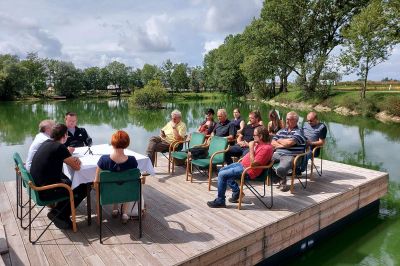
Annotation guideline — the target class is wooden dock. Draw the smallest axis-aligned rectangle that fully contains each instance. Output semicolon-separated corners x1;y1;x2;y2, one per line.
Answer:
0;158;388;265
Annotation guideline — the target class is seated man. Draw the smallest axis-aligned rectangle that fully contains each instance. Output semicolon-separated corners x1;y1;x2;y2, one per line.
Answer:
301;111;327;171
225;110;262;165
26;119;56;172
146;109;186;166
207;126;273;208
271;111;306;192
64;112;90;150
30;124;89;229
212;108;236;143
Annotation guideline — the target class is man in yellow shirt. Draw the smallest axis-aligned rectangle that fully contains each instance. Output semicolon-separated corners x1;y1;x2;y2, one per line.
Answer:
146;109;186;165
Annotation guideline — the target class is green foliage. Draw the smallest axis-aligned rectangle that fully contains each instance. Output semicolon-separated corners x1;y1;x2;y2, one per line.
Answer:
380;97;400;116
141;64;161;86
171;63;189;92
131;79;167;109
105;61;131;90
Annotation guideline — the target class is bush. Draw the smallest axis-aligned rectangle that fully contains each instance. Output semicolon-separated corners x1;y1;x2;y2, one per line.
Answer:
131;80;167;109
382;97;400;116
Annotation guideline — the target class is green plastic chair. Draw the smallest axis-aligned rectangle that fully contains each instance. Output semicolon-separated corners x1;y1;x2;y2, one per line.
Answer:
13;152;28;224
237;161;274;210
186;136;229;191
18;163;78;244
169;132;206;174
97;168;142;244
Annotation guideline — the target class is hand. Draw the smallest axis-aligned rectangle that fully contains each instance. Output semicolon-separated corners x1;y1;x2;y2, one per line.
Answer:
73;157;81;166
160;130;166;138
248;140;255;149
67;146;75;154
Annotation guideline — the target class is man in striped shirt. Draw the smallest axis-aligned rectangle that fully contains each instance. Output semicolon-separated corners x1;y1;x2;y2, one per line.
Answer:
271;111;306;192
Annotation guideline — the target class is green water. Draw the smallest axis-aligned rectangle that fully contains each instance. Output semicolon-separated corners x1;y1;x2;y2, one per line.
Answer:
1;97;399;265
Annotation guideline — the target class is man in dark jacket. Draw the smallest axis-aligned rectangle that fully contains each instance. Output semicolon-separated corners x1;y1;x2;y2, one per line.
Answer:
64;112;90;151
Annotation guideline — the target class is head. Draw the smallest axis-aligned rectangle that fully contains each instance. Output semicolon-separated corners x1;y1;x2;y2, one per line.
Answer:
171;109;182;124
248;111;261;126
39;119;56;135
50;124;68;142
285;111;299;130
233;108;241;119
269;110;279;122
217;109;227;123
65;112;78;129
253;126;269;143
206;108;215;120
111;130;130;149
306;111;319;126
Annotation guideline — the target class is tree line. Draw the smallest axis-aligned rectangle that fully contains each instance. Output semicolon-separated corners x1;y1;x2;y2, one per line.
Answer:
1;0;399;101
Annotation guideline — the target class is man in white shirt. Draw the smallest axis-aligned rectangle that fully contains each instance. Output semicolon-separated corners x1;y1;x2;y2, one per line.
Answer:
26;120;56;172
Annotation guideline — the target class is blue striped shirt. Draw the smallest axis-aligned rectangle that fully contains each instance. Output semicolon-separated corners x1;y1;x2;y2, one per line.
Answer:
273;126;306;155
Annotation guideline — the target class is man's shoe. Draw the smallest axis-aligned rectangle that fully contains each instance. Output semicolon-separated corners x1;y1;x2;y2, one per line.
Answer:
280;184;290;192
207;199;226;208
228;191;245;203
47;211;72;230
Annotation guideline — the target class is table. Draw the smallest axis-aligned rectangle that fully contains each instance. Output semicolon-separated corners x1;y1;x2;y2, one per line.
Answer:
64;144;155;189
63;144;154;225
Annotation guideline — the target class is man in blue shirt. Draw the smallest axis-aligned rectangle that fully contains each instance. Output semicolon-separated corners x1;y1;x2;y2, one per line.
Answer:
271;111;306;192
303;111;327;157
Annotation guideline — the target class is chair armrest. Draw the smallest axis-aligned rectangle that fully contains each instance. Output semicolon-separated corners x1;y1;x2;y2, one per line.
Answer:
171;139;189;152
312;145;323;158
28;181;74;199
293;151;309;170
209;145;230;162
240;161;274;182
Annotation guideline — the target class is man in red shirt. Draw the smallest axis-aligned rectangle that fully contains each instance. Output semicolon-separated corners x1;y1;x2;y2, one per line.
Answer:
207;126;274;208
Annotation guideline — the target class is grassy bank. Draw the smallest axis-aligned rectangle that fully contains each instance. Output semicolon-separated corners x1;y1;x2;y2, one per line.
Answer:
271;88;400;117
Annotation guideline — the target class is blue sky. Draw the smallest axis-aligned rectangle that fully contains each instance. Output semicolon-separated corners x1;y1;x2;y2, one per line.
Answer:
0;0;398;81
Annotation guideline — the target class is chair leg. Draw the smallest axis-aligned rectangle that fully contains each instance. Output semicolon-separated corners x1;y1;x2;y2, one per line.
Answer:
99;204;103;244
70;197;77;233
208;164;213;191
154;152;158;167
139;182;142;238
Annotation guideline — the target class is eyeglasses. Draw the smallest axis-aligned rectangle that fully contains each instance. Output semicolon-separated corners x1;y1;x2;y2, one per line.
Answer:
253;134;259;137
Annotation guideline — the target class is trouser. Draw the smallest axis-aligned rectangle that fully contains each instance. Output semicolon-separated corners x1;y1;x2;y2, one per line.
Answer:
216;163;244;202
271;152;295;181
224;144;249;165
146;136;171;166
39;174;89;219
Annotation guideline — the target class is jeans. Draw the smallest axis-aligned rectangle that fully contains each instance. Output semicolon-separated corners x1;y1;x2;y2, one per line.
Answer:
216;163;244;203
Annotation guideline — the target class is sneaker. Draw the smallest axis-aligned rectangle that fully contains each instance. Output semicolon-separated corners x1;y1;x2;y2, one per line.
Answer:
47;211;72;230
207;199;226;208
121;213;129;224
280;184;290;192
228;191;245;203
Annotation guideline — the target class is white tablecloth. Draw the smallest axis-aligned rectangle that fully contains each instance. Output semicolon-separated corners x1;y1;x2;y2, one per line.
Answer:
64;144;155;189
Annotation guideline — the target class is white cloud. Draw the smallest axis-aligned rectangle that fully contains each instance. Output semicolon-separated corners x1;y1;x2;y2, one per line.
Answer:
202;40;223;57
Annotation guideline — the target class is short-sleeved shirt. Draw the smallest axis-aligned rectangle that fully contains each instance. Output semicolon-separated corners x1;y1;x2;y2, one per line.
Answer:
199;120;216;135
30;139;71;187
303;122;327;142
97;155;138;172
213;119;236;138
26;132;51;172
241;143;274;179
241;124;261;143
162;121;187;144
273;126;306;156
65;126;89;147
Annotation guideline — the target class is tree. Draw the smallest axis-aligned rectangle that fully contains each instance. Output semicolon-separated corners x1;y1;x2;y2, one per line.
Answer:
161;59;174;89
260;0;369;98
189;66;204;92
19;52;47;95
340;0;400;98
0;54;27;100
141;64;161;85
171;63;189;92
105;61;130;92
203;49;219;91
83;67;102;92
47;60;82;97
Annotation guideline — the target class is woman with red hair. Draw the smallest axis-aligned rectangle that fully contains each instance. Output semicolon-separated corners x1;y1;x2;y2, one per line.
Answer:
95;130;138;224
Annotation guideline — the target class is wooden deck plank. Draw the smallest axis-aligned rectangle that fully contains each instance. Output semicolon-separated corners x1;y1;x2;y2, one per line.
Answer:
0;158;388;266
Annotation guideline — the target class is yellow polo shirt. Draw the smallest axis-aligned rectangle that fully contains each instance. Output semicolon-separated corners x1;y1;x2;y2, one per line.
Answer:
162;121;187;143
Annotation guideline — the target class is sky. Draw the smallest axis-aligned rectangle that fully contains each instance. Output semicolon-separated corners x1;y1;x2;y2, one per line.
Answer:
0;0;399;81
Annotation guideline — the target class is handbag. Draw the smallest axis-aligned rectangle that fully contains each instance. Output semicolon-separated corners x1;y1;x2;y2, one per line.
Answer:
189;146;208;160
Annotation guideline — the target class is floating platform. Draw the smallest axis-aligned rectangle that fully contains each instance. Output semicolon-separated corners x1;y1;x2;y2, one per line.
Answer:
0;158;388;265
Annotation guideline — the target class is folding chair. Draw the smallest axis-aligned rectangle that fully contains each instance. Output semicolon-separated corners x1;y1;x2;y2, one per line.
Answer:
169;132;206;174
13;153;29;225
237;161;274;210
96;168;143;244
154;139;184;168
17;164;78;244
186;136;229;191
310;145;323;178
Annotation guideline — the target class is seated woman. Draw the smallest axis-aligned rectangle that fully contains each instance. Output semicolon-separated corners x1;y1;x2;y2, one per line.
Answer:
95;130;138;224
232;108;245;134
197;108;216;137
267;109;284;136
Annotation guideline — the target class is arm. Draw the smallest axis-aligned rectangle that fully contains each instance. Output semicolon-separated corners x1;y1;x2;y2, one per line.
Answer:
248;141;260;167
271;138;296;148
64;156;81;171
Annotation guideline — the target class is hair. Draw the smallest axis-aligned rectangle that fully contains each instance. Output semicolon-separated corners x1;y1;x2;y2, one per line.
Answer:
50;124;68;141
286;111;299;122
171;109;181;118
234;108;240;113
39;119;55;133
269;109;280;120
252;110;262;121
111;130;130;149
65;111;77;117
217;109;227;117
308;111;318;120
255;126;269;142
206;108;215;115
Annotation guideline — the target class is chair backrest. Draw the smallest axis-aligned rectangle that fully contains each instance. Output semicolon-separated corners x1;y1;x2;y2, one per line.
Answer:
208;136;228;160
18;163;44;205
13;152;24;167
99;168;141;206
189;132;205;149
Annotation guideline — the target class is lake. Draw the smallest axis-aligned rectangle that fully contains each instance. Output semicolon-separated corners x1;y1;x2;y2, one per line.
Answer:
1;97;399;265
